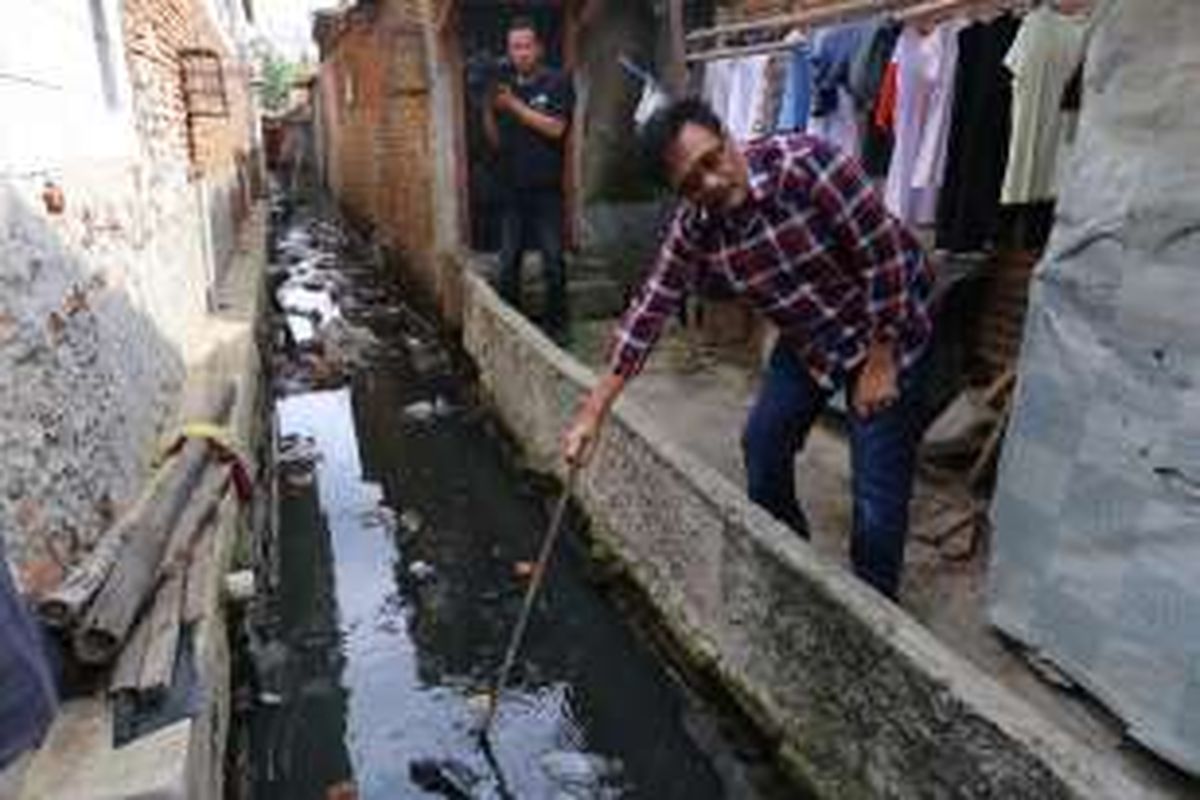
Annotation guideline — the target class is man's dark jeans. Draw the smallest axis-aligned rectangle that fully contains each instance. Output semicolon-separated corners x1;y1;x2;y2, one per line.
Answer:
498;189;566;335
742;342;928;599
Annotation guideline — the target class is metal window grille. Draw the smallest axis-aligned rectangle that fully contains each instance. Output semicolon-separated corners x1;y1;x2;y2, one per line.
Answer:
180;48;229;118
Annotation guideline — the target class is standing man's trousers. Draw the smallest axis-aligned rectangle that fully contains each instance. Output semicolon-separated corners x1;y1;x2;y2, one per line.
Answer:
741;341;928;599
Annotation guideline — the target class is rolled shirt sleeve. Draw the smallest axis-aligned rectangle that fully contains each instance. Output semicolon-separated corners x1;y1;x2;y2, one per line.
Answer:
607;208;700;379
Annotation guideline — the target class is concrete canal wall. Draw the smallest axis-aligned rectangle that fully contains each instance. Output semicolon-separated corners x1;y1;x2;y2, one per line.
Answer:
460;271;1141;800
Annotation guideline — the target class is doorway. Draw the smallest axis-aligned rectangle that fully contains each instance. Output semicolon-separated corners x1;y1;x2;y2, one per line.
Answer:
457;0;566;252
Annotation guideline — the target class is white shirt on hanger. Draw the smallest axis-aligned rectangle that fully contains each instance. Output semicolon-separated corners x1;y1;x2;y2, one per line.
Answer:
1001;5;1089;204
885;22;959;226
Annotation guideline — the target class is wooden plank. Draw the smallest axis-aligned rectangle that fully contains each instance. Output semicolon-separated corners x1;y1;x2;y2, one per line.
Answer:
160;467;230;582
109;606;153;694
72;382;236;665
184;492;237;625
136;572;185;697
40;381;236;630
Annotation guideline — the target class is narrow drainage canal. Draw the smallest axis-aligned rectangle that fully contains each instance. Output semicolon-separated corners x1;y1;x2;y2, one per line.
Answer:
243;198;796;800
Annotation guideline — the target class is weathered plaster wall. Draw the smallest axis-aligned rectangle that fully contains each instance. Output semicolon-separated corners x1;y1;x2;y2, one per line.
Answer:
460;270;1151;799
0;0;255;574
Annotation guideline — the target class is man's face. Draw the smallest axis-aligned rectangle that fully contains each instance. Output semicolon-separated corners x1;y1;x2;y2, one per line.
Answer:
664;122;749;212
507;28;542;76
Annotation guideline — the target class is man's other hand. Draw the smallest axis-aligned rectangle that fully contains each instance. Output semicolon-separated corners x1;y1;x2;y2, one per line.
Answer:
853;339;899;418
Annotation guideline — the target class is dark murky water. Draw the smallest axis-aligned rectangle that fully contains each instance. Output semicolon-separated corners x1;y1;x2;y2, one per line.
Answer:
249;203;792;800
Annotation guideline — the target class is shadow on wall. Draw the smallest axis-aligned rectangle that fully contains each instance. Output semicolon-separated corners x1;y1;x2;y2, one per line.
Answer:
0;182;186;577
575;0;672;295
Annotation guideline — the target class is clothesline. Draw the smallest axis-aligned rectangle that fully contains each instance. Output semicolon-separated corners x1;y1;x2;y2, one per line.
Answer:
686;0;1029;62
687;0;922;45
694;1;1087;253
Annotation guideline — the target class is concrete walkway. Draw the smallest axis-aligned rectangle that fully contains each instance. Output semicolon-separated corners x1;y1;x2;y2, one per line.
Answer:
568;317;1197;798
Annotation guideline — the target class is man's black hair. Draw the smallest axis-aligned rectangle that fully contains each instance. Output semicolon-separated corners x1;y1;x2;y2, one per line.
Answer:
507;15;540;40
638;97;725;186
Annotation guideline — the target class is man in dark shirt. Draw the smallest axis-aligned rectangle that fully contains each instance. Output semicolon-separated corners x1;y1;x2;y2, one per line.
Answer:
484;16;575;340
563;99;934;599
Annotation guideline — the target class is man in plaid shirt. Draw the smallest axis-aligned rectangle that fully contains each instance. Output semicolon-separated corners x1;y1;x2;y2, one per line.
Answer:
564;98;934;599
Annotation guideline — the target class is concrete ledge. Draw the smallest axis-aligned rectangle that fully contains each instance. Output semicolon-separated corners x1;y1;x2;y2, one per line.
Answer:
461;271;1147;799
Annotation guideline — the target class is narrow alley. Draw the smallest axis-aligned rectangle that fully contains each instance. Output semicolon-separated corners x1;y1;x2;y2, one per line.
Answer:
3;1;1200;799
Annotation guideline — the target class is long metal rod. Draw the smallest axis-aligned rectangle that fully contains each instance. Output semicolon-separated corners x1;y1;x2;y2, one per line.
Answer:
686;0;920;44
480;464;580;734
685;0;1019;63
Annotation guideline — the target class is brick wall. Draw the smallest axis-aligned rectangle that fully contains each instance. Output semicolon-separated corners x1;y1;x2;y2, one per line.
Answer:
318;0;436;268
124;0;256;267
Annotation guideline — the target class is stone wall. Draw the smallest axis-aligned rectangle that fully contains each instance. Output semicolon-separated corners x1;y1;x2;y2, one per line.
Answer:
0;0;256;576
460;269;1143;800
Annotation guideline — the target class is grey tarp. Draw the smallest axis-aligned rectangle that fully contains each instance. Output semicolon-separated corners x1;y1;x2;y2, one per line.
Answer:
987;1;1200;777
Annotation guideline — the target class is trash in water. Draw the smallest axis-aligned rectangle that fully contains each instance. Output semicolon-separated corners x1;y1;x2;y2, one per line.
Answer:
399;509;423;534
359;505;397;533
408;560;436;582
318;316;380;371
324;780;359;800
284;471;315;489
513;561;536;580
466;692;492;716
402;400;436;422
402;396;455;423
539;750;624;795
409;757;480;799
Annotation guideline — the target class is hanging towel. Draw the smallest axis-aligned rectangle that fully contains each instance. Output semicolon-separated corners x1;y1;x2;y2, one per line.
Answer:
775;33;812;132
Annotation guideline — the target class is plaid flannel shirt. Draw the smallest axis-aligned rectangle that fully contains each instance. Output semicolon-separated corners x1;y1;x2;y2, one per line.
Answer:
609;134;934;390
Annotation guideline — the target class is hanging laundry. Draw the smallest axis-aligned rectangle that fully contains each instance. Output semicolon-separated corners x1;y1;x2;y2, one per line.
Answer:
874;60;898;133
774;32;812;133
702;59;734;129
850;20;902;177
1000;4;1089;205
808;85;861;156
755;49;792;137
936;14;1021;252
806;22;873;156
849;20;902;111
884;21;961;226
703;55;771;141
912;18;967;203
